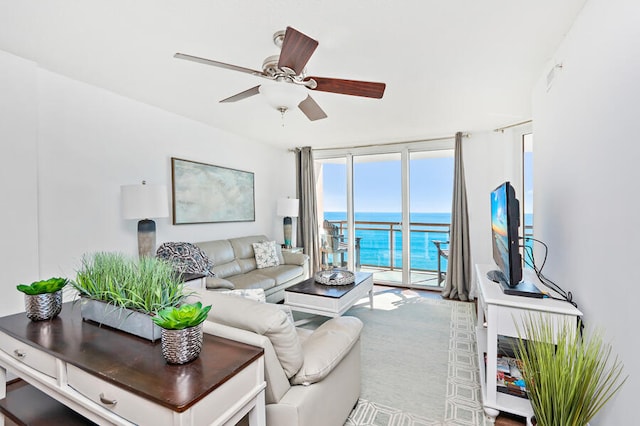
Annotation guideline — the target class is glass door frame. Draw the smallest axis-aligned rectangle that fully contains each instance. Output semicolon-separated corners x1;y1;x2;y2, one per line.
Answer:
314;139;454;286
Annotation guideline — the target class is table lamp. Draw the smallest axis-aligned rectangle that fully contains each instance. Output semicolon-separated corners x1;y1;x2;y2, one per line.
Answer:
277;198;299;249
121;181;169;258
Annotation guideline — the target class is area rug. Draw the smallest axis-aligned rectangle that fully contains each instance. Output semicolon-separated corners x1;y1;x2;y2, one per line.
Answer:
338;288;489;426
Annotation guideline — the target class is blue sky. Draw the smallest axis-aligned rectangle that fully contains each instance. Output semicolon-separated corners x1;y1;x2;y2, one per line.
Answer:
322;157;455;213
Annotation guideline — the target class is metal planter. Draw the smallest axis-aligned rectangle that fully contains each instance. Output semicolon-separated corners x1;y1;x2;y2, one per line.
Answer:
25;291;63;321
160;323;203;364
79;297;162;341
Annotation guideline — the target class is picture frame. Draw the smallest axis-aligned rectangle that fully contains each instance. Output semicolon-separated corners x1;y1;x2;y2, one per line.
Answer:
171;157;255;224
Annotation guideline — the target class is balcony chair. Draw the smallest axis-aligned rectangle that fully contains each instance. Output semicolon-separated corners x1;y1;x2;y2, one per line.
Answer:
433;240;449;286
321;220;361;270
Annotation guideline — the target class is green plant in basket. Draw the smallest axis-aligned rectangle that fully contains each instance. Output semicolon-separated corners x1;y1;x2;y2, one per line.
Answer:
17;277;68;295
152;302;211;330
71;252;187;314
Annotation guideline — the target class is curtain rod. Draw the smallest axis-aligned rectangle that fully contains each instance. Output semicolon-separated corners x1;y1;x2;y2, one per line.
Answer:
299;133;470;152
493;120;532;133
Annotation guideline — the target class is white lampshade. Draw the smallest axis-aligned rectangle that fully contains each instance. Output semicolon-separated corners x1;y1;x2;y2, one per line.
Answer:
277;198;299;218
259;82;307;111
121;182;169;220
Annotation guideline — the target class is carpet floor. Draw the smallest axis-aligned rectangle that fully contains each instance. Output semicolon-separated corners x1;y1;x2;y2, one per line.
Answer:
332;287;490;426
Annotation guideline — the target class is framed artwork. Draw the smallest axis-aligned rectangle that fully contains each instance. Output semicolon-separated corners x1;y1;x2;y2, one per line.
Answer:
171;157;255;224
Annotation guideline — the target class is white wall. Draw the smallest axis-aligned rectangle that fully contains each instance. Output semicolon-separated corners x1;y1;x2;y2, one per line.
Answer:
463;129;527;297
1;50;296;316
532;0;639;423
0;52;40;315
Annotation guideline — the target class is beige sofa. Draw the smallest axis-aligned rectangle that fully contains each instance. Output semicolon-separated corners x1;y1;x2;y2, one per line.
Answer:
189;290;363;426
196;235;310;303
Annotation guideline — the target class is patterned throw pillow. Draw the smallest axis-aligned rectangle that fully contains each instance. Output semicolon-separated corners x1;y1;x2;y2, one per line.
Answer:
252;241;280;269
156;242;215;277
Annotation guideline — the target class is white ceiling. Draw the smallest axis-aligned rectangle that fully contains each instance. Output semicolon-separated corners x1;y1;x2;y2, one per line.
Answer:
0;0;587;150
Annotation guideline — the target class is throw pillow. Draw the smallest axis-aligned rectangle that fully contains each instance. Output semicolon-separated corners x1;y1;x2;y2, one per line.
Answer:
252;241;280;269
156;242;215;277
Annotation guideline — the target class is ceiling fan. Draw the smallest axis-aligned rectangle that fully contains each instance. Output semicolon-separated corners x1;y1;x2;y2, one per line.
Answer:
174;26;386;121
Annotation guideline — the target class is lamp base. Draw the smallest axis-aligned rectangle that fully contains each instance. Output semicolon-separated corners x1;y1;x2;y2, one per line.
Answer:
283;216;292;249
137;219;156;258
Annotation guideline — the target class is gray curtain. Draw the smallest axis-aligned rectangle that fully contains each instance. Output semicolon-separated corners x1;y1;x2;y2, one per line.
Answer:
295;147;321;273
442;132;472;301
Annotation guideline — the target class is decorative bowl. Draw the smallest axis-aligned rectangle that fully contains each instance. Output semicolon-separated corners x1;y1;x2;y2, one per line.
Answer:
314;269;355;286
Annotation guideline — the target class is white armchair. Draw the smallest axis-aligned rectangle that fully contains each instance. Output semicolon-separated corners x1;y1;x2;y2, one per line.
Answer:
189;290;363;426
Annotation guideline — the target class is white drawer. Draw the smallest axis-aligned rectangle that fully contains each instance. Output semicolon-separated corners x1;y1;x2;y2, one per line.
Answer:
67;364;173;426
0;332;58;379
191;358;262;425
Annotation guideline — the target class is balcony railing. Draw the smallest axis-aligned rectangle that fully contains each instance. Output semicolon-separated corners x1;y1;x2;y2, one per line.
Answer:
326;220;535;274
327;220;450;273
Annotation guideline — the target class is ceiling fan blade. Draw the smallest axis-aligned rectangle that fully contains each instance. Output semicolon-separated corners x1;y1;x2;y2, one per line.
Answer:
307;77;386;99
174;53;265;77
220;86;261;103
277;27;318;75
298;95;328;121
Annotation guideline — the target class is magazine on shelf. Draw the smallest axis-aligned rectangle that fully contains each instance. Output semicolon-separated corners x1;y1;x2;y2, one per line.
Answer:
495;355;527;399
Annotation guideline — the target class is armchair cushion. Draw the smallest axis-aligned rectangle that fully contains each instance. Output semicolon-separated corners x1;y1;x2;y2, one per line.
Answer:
192;290;303;378
290;316;363;386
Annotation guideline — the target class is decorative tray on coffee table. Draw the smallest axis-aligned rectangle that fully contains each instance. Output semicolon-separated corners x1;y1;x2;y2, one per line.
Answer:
314;269;355;286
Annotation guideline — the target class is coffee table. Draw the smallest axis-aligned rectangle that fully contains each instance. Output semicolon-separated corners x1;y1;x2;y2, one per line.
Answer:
284;272;373;320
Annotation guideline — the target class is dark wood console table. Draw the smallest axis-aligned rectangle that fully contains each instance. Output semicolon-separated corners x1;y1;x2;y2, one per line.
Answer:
0;303;265;425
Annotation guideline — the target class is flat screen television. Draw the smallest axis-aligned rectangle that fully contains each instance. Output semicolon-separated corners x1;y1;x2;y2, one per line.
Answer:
488;182;543;298
489;181;522;287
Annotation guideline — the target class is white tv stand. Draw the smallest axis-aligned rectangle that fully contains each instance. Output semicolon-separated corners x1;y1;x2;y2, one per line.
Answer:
475;264;582;424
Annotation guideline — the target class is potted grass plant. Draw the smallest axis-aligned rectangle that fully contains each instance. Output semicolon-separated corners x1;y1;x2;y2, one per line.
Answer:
152;301;211;364
514;314;627;426
71;252;187;341
17;277;68;321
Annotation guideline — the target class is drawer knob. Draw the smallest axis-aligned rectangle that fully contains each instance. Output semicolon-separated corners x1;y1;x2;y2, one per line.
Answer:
99;393;118;406
13;349;26;359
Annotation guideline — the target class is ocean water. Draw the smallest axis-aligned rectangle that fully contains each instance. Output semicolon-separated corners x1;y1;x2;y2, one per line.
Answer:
324;212;451;271
325;211;534;271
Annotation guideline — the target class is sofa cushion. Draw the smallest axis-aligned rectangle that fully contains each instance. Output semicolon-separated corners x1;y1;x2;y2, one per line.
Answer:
282;251;308;266
253;241;280;269
256;264;304;285
204;276;235;290
156;242;214;276
229;235;269;259
196;239;235;265
211;260;242;279
226;271;276;291
194;291;303;378
290;316;363;386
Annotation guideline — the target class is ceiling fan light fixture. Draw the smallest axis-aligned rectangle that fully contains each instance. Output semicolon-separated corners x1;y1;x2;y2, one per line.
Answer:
258;81;307;111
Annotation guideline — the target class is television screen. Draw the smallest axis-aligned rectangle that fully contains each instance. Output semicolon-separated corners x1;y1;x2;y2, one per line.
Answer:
489;182;522;287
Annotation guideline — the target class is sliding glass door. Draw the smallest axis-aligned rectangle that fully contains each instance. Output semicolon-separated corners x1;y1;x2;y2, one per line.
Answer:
409;150;454;287
353;153;401;283
314;140;454;288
